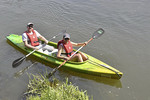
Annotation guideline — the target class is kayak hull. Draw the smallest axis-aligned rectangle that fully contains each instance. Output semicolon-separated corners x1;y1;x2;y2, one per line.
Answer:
6;34;123;79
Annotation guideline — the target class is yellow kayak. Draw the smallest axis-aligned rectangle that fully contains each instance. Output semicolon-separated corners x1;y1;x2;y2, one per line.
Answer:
7;34;123;79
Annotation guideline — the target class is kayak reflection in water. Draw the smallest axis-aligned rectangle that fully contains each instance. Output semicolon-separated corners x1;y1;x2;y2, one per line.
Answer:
57;33;88;62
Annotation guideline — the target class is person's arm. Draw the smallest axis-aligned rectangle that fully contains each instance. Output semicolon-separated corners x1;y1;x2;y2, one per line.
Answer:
34;30;48;44
71;41;87;47
57;45;70;60
39;35;49;44
23;40;39;50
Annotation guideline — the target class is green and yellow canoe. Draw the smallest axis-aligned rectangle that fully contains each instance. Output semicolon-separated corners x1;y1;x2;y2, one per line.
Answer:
6;34;123;79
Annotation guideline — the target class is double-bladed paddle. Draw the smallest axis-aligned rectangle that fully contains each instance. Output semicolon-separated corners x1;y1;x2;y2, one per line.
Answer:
12;30;66;68
46;28;105;78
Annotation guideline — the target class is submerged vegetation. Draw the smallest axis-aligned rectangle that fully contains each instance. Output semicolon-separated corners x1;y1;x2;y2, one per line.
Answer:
24;74;93;100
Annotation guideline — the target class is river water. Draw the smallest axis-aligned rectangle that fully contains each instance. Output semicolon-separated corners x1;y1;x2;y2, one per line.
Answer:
0;0;150;100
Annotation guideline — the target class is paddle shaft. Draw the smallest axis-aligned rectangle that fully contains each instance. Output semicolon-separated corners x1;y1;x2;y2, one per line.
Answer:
100;64;121;77
26;49;36;58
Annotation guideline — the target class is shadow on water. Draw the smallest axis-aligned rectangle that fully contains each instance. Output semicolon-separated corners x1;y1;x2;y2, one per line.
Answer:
7;40;122;88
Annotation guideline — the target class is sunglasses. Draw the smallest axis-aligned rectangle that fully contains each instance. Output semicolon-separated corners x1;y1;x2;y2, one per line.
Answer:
28;25;33;28
65;38;70;40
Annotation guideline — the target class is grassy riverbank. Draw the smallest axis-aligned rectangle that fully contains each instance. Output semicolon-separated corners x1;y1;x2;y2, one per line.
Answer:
24;74;93;100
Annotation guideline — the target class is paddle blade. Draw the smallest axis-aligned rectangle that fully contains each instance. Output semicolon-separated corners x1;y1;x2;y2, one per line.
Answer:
12;57;25;68
92;28;104;39
46;68;57;78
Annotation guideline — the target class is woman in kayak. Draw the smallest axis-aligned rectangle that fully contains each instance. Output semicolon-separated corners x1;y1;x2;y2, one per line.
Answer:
57;33;88;62
22;22;54;53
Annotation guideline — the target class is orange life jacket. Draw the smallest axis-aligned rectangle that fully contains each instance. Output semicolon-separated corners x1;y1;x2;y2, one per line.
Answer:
57;40;74;57
26;29;39;46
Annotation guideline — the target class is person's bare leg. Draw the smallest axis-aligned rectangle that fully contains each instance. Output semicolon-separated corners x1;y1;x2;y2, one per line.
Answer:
69;54;83;62
79;52;88;61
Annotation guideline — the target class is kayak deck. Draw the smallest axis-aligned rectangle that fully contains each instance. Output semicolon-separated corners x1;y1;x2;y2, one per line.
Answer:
6;34;123;79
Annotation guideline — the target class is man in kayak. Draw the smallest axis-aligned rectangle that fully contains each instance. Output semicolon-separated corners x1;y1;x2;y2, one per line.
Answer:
57;33;88;62
22;22;54;53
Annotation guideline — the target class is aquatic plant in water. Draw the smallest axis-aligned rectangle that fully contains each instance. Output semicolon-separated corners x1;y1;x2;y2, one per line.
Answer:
24;73;93;100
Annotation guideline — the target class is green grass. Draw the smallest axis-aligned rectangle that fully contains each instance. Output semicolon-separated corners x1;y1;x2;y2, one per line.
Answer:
25;73;93;100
